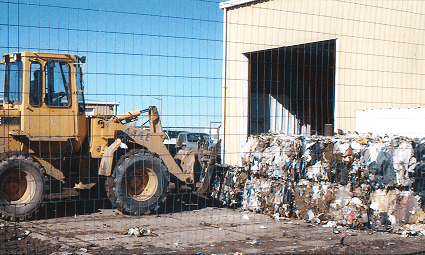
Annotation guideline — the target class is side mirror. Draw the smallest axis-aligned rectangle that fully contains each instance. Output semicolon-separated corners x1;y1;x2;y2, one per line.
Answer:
79;56;86;63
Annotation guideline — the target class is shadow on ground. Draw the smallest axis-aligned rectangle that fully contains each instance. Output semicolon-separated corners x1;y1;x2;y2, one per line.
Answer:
36;189;230;221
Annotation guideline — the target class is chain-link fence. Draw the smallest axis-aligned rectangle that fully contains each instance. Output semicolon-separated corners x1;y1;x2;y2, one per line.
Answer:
1;0;425;254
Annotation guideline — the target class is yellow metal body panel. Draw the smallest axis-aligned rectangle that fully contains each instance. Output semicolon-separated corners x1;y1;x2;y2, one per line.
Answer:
0;109;22;154
98;138;122;176
26;107;75;138
1;52;87;154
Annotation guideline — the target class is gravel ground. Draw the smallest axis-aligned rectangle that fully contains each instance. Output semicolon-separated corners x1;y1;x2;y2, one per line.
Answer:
1;197;425;255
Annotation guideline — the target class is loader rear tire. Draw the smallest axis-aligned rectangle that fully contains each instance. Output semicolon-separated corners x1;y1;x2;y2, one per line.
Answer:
106;150;168;215
0;155;46;221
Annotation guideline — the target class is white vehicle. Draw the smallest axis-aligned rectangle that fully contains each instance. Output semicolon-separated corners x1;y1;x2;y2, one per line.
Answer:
163;130;183;155
176;132;212;150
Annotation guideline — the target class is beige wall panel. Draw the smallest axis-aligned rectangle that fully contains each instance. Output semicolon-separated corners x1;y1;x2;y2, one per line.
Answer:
222;0;425;165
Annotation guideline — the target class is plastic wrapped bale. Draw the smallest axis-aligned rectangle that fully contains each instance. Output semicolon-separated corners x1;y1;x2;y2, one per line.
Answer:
301;137;323;166
304;161;328;182
293;180;335;223
241;133;304;178
321;142;341;182
212;166;248;206
264;180;293;218
369;189;398;231
392;140;418;186
412;139;425;198
242;133;420;189
241;136;263;172
345;197;369;228
364;137;417;189
300;136;367;184
328;137;367;184
390;191;424;226
237;133;425;231
242;178;272;212
352;183;372;203
369;189;425;232
326;183;369;228
363;141;394;189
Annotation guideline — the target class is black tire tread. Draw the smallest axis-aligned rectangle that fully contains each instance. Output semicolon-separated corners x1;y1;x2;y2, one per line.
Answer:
0;153;47;221
105;149;169;215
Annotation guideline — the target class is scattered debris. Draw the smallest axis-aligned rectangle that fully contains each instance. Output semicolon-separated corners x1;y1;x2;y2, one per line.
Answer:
3;229;31;242
333;227;340;234
199;222;219;228
123;227;155;237
323;221;336;228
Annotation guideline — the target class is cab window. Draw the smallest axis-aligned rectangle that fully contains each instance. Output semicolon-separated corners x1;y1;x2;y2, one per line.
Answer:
45;61;70;107
76;63;85;113
5;61;23;104
30;62;42;106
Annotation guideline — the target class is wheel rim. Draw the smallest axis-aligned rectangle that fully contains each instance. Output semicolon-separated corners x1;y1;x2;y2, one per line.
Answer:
126;164;158;201
1;168;36;204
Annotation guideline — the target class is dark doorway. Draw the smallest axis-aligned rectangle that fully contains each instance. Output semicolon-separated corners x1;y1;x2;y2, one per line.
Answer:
247;39;336;135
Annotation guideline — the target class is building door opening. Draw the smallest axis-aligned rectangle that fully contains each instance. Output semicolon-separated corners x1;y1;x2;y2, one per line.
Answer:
246;39;336;136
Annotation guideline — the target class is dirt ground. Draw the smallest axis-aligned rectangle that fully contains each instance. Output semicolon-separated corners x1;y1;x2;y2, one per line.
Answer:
1;196;425;255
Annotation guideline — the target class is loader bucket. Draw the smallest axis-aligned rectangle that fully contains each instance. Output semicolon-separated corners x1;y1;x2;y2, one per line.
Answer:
195;140;221;196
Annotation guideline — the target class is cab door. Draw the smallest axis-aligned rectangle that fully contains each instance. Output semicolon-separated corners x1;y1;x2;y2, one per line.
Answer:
26;61;75;140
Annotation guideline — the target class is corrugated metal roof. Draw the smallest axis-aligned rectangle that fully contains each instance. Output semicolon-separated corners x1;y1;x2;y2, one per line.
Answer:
219;0;256;9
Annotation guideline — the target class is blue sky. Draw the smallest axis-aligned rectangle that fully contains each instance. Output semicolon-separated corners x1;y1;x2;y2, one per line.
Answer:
0;0;223;129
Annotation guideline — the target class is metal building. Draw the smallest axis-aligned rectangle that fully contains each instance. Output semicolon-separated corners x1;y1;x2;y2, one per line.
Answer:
220;0;425;165
85;100;119;117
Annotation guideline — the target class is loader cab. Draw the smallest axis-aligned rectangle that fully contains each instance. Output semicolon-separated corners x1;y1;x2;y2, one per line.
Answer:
0;52;87;153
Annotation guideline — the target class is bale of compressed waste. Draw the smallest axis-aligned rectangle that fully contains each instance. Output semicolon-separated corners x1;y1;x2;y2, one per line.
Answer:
213;132;425;233
211;165;248;206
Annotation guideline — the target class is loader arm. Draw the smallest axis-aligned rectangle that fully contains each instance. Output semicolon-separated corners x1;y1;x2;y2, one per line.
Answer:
122;125;194;183
90;106;194;183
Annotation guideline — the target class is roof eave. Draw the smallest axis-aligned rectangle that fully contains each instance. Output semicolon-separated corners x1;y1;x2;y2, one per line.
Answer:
219;0;256;9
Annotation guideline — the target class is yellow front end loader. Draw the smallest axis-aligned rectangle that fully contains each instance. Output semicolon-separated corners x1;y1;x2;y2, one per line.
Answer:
0;52;220;220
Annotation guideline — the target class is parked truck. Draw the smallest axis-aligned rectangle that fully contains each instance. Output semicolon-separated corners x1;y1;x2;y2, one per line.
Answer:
0;52;220;220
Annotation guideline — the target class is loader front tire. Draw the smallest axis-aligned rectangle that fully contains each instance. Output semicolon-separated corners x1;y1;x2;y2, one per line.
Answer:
106;150;168;215
0;155;46;221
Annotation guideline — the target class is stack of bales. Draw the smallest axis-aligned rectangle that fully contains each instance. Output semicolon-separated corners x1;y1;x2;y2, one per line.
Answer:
213;132;425;233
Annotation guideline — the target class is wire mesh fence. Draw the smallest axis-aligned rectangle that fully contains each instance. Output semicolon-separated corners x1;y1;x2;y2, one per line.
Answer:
1;0;425;254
